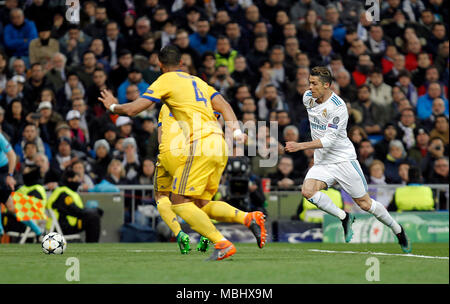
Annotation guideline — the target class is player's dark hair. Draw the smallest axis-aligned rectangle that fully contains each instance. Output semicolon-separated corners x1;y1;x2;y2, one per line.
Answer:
310;66;333;85
158;45;181;67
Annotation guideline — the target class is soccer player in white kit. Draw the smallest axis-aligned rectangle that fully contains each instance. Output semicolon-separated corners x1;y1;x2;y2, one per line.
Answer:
285;67;411;253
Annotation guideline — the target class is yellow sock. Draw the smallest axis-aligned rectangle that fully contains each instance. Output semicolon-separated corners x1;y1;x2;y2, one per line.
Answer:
171;202;224;244
201;201;247;225
156;196;181;237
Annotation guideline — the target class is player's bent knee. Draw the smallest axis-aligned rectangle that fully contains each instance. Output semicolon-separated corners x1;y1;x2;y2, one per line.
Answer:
354;197;371;211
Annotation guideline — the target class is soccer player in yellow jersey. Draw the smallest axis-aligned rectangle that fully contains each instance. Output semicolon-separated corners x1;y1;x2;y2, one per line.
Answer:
99;45;266;261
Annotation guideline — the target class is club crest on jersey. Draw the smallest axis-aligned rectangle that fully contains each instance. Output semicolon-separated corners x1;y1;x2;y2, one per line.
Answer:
322;109;328;118
308;98;314;108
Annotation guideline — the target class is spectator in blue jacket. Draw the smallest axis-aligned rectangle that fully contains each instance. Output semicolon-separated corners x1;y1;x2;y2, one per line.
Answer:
416;81;449;120
3;8;37;66
189;18;217;55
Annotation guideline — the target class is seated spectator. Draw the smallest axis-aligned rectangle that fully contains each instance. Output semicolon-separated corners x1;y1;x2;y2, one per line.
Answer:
14;123;52;163
35;152;60;190
396;108;418;150
59;24;92;68
396;69;418;107
0;79;24;109
115;116;135;139
36;100;64;147
416;82;449;121
197;51;217;83
429;114;449;145
20;141;37;168
230;55;257;91
50;136;78;176
367;160;394;208
408;127;430;165
56;72;85;114
72;159;94;192
29;22;59;67
3;8;38;65
257;84;287;121
210;64;235;96
348;125;368;151
352;84;387;136
65;110;87;152
368;67;393;110
352;54;373;88
215;36;238;74
89;139;112;184
421;98;448;132
117;67;149;104
268;155;302;190
138;158;155;186
420;137;446;182
189;18;217;55
358;139;376;177
388;166;435;211
398;161;411;186
428;156;448;184
122;137;140;184
415;65;446;98
384;140;413;184
427;156;449;210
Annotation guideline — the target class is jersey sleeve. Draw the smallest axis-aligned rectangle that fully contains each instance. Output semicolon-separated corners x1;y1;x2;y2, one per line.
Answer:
141;76;169;103
303;90;313;107
320;105;348;148
208;85;220;101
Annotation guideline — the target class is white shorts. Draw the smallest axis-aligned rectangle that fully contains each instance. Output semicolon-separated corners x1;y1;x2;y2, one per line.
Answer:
304;160;368;199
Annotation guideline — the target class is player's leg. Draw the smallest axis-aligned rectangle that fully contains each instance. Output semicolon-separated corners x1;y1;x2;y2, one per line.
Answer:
301;171;347;221
353;194;411;253
169;137;236;260
171;193;235;260
154;153;191;254
302;167;353;242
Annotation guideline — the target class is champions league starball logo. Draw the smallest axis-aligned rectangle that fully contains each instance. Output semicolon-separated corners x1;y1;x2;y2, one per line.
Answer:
65;0;80;24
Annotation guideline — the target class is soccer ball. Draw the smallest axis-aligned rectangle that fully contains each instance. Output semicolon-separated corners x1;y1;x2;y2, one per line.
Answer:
41;232;67;254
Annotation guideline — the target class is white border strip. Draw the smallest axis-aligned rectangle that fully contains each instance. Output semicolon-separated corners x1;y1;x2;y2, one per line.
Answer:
308;249;449;260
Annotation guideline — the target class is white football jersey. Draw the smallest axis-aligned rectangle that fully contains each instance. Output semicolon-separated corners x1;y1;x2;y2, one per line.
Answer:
303;90;357;164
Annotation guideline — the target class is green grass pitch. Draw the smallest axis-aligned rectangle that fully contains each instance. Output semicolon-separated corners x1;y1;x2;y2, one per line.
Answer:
0;242;448;284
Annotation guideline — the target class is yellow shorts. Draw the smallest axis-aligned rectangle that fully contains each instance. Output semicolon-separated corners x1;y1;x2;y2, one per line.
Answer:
156;134;228;201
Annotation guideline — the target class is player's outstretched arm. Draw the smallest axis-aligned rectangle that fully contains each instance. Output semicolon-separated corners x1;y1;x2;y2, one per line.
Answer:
211;93;246;143
98;89;155;117
285;139;323;152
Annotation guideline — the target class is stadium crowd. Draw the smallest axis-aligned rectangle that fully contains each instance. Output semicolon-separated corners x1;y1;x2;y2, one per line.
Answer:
0;0;448;212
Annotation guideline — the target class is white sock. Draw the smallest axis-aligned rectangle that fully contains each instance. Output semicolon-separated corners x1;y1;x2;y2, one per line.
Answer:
308;191;346;220
367;199;402;234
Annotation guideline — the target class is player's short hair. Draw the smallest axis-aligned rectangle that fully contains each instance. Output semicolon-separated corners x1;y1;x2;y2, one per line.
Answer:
310;66;333;85
158;45;181;67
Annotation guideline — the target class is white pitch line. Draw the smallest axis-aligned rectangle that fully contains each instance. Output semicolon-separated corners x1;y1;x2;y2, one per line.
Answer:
308;249;449;260
126;250;174;253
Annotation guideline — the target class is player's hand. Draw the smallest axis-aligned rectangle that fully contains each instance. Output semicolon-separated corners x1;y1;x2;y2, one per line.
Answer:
98;89;118;109
234;133;247;144
285;141;304;152
6;175;16;191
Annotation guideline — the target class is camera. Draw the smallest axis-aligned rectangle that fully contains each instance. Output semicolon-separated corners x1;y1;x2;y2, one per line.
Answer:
225;156;251;211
